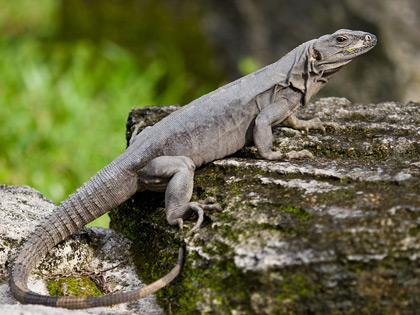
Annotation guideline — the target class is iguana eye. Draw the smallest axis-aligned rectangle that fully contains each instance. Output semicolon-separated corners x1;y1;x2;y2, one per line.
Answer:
336;36;348;43
313;49;322;61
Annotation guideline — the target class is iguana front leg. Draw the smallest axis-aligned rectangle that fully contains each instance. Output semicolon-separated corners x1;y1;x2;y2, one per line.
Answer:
137;156;221;236
254;95;313;160
281;113;340;134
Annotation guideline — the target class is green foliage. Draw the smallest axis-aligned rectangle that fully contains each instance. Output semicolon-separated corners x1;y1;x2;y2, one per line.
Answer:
238;57;261;76
0;0;58;38
56;0;224;105
0;37;178;201
0;1;223;228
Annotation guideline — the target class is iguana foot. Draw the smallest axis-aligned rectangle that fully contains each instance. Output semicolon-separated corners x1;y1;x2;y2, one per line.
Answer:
282;114;340;134
186;198;221;237
170;198;221;237
259;149;313;160
300;118;340;134
284;149;313;159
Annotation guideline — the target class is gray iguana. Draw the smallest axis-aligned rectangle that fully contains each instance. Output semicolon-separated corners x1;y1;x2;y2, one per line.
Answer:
9;29;376;309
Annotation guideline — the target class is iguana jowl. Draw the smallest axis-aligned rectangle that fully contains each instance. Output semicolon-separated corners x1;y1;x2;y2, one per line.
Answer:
9;29;376;309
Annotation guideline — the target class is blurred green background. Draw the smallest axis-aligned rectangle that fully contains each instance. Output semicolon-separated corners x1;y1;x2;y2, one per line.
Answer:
0;1;225;227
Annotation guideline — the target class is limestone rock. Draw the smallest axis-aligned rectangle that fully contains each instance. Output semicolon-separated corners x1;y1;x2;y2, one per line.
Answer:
0;184;163;315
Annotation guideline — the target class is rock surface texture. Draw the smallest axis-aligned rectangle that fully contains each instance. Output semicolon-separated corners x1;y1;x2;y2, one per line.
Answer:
0;185;163;314
111;99;420;314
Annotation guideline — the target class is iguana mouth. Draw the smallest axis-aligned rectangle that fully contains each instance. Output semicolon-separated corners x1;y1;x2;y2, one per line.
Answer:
343;34;377;56
343;45;373;55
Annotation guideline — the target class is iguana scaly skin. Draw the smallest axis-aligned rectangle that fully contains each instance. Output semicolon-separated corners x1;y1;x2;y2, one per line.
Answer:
9;29;376;309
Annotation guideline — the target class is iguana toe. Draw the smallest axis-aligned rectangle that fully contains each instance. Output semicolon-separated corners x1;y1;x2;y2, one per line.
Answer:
285;150;313;159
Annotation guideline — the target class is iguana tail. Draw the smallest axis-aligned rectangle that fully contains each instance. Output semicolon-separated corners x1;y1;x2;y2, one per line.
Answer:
9;154;183;309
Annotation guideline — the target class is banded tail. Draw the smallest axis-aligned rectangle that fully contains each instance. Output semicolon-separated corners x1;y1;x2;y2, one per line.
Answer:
9;153;182;309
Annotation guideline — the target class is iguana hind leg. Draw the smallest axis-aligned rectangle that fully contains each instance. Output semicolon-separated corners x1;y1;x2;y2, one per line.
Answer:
137;156;220;236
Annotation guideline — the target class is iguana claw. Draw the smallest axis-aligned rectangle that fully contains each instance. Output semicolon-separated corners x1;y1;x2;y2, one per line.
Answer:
184;197;221;237
177;218;184;230
185;205;204;237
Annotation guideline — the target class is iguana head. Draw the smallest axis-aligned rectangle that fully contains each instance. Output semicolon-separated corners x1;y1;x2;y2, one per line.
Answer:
285;29;376;104
311;29;377;74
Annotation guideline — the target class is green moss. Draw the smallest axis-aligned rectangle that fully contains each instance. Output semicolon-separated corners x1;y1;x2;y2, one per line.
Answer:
112;188;257;313
46;279;62;297
110;190;184;311
177;252;256;314
46;276;104;297
409;226;420;236
219;212;232;221
194;174;218;183
278;276;307;299
403;143;420;157
306;142;393;160
279;205;312;221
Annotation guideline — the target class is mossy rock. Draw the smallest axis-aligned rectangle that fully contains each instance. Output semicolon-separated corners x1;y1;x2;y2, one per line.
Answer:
111;99;420;314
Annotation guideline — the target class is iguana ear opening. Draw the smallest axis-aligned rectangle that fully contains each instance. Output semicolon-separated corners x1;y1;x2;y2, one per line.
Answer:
313;49;322;61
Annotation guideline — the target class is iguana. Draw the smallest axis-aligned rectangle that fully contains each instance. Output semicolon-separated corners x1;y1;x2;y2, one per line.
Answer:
9;29;376;309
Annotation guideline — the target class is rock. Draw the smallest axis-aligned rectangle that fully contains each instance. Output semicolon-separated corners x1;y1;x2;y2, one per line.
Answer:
0;184;163;315
111;99;420;314
125;105;180;147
